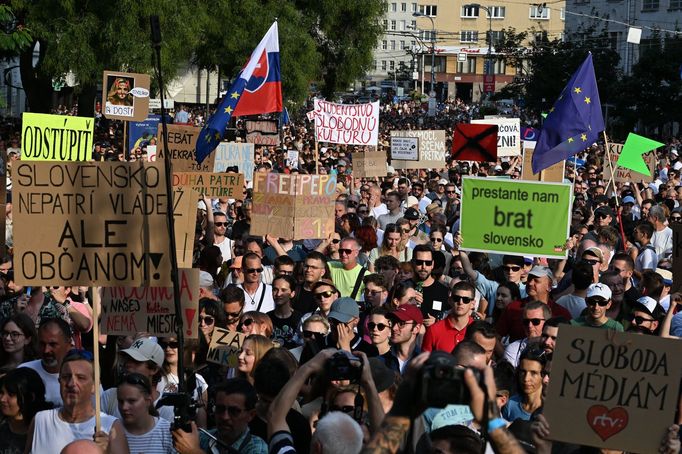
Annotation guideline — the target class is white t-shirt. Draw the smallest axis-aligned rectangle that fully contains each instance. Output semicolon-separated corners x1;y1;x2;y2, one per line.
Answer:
214;237;233;263
101;387;175;423
18;360;62;407
124;417;177;454
370;203;388;219
157;372;208;402
651;227;673;260
237;283;274;313
31;408;117;454
556;294;587;319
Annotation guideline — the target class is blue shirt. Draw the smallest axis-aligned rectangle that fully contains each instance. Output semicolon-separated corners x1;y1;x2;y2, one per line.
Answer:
501;395;532;422
200;427;268;454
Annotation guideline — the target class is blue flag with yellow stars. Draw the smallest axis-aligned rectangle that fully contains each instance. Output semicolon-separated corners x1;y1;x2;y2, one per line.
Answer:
532;53;604;173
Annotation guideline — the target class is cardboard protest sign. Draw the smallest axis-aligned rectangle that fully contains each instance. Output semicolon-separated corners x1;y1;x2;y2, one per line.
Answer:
451;124;498;162
603;143;656;184
207;327;246;367
391;137;419;161
354;150;387;178
101;268;200;338
544;325;682;453
13;161;173;286
471;118;521;156
21;113;94;162
213;142;255;181
157;124;213;172
251;173;337;239
245;120;280;146
172;172;244;199
521;142;565;183
312;99;379;146
391;130;447;169
173;186;198;269
128;115;161;156
460;177;571;258
102;71;150;122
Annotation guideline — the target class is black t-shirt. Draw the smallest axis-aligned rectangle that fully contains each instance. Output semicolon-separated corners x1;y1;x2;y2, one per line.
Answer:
230;219;250;240
293;286;317;315
0;421;26;454
418;280;451;319
267;309;303;349
252;410;310;454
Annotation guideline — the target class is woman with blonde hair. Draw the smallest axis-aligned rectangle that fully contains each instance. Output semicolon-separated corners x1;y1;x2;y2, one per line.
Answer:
238;311;273;338
236;334;274;383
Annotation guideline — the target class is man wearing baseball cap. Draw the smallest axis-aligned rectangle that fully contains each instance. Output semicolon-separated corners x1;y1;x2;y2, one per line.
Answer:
325;297;378;356
570;283;624;331
627;296;664;335
384;304;423;373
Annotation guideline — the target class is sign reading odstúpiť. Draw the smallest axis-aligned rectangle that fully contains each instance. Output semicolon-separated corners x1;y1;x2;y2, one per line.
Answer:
251;173;336;239
460;177;571;258
101;268;200;339
14;161;173;286
544;325;682;453
21;113;94;162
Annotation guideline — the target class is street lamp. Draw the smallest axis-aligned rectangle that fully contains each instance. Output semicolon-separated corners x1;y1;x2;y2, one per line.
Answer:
464;3;494;101
412;11;435;97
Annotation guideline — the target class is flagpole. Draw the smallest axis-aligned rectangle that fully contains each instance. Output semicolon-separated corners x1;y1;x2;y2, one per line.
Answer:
603;130;628;250
314;139;319;175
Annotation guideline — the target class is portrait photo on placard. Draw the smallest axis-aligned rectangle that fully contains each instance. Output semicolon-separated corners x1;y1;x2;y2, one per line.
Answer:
106;75;134;108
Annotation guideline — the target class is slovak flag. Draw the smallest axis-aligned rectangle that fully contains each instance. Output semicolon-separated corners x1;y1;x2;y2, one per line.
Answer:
196;22;282;164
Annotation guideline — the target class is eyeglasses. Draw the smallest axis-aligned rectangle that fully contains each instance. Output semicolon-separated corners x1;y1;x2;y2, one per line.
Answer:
330;405;355;414
414;259;433;266
392;320;415;328
331;239;341;244
583;259;600;266
1;330;23;340
523;318;545;326
159;340;179;349
672;216;682;223
302;330;326;339
446;190;456;194
339;248;355;255
503;265;521;272
596;213;610;219
315;291;336;300
245;267;263;274
213;404;248;418
199;315;215;325
586;297;609;307
241;318;254;327
451;295;473;304
429;237;443;243
365;289;383;296
304;264;323;270
214;222;229;227
368;322;390;331
628;314;655;324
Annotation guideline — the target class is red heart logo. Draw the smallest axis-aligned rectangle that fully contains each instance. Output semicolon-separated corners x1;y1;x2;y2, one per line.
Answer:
586;405;629;441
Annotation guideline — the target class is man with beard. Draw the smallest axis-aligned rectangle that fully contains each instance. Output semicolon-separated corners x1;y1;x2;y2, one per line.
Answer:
626;296;665;335
540;317;569;358
410;245;449;324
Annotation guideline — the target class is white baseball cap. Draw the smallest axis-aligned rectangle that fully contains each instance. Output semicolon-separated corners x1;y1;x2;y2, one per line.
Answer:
121;337;164;368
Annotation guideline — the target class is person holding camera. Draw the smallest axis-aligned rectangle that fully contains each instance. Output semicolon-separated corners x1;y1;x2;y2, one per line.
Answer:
325;298;378;357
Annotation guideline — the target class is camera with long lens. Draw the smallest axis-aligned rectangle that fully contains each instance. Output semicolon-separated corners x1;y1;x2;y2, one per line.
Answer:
325;351;363;381
420;351;482;408
156;369;197;432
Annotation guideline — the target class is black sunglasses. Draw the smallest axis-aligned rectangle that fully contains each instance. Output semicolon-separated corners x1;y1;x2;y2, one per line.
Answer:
303;330;325;339
339;248;354;255
213;404;248;418
368;322;390;331
628;314;655;324
451;295;473;304
429;237;443;242
315;291;335;300
214;222;229;227
414;259;433;266
503;265;521;272
523;318;544;326
586;297;609;307
240;318;254;327
199;315;215;325
331;239;341;244
159;340;179;349
245;267;263;274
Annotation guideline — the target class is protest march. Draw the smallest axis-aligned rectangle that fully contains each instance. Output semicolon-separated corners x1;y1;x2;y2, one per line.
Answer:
0;15;681;454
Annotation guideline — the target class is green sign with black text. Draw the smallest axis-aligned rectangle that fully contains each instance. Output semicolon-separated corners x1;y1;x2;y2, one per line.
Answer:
460;177;571;258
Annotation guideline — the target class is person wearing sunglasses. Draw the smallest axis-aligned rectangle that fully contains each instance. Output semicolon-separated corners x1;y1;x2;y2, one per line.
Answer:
236;253;274;314
328;238;368;299
503;301;550;367
366;307;393;357
172;378;268;454
299;279;340;329
628;296;665;336
325;298;379;357
570;283;624;331
422;281;477;353
213;211;234;265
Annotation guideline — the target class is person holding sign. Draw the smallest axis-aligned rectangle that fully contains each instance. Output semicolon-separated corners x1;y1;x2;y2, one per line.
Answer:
570;283;624;331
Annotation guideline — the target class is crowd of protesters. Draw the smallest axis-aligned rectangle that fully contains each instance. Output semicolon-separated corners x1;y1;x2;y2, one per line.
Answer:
0;95;680;454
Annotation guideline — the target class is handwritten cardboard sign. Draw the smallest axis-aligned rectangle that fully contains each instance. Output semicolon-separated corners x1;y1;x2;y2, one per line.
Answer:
471;118;521;156
603;143;656;184
173;186;198;269
13;161;173;287
21;113;94;162
245;120;280;146
521;142;565;183
157;124;213;172
207;327;246;367
172;172;244;199
353;150;387;178
544;325;682;453
102;70;150;122
213;142;255;181
312;99;379;146
101;268;199;338
251;172;336;240
391;130;446;169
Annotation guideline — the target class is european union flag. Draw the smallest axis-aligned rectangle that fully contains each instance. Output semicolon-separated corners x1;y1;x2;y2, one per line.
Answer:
532;53;604;173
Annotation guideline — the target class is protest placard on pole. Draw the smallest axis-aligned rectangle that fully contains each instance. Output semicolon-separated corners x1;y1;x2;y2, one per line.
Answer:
603;143;656;184
13;161;173;287
245;120;281;146
102;71;150;122
251;173;336;239
471;118;521;156
207;327;246;367
172;172;244;199
521;142;565;182
354;150;387;178
157;124;213;172
460;177;571;258
101;268;200;339
544;325;682;453
173;186;198;269
128;115;161;157
21;113;94;162
312;99;379;146
391;130;447;169
213;142;255;181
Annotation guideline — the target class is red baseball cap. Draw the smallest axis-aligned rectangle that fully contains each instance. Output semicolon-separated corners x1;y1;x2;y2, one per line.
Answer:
389;304;424;324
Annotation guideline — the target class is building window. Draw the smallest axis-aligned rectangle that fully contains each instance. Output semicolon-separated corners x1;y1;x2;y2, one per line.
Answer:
391;20;397;30
529;5;550;18
382;40;388;50
420;4;438;16
402;2;407;11
391;40;396;50
534;31;548;42
671;0;682;8
382;61;387;71
411;40;417;48
389;60;395;71
460;30;479;42
494;59;506;74
461;5;479;17
642;0;659;10
411;20;417;29
488;6;506;18
383;20;388;30
399;20;406;30
400;40;406;49
412;2;418;12
560;7;565;19
391;3;397;12
373;61;378;70
420;30;436;41
457;58;477;74
608;32;619;50
490;30;505;44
